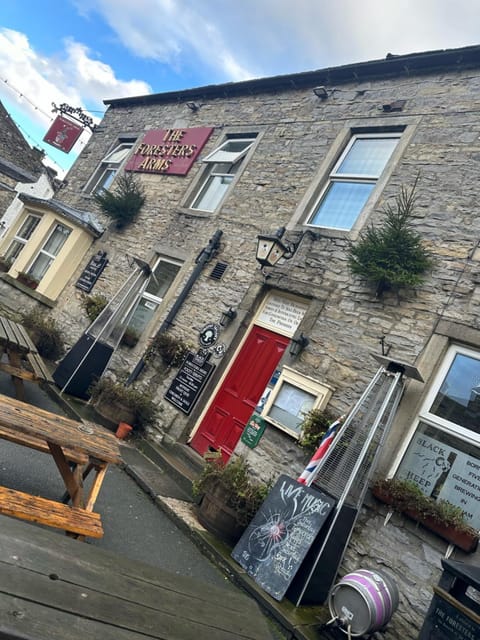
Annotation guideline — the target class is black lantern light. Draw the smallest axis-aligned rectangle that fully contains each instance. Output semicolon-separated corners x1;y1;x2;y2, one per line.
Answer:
220;307;237;327
289;332;309;357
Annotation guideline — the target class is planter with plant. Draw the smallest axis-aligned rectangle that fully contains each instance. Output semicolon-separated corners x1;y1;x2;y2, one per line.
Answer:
80;293;109;322
21;309;65;361
16;271;40;290
298;407;337;454
147;331;191;368
120;327;140;348
192;456;271;545
89;377;160;435
94;173;146;230
372;477;479;552
348;178;433;297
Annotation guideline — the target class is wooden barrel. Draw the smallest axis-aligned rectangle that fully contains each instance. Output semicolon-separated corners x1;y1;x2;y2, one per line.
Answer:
328;569;399;636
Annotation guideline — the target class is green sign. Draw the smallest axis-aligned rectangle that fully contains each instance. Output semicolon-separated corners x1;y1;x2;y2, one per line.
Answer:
241;414;266;449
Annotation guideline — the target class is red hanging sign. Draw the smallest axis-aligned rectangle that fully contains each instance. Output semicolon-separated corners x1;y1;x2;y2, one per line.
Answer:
43;115;84;153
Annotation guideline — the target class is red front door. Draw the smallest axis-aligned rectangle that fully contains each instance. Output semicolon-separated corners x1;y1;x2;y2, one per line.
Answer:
190;326;289;461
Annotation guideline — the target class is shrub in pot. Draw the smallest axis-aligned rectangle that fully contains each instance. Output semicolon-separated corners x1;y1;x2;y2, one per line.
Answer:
21;309;65;361
192;456;271;545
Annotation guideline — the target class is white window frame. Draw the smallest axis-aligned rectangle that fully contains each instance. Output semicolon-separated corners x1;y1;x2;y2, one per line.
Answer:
261;366;333;438
27;222;71;281
126;256;183;335
86;140;135;194
4;214;41;263
189;136;256;212
306;132;401;231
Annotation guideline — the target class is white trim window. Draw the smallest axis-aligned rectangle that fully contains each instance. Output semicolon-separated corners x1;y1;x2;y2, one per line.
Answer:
127;257;182;334
4;214;41;263
87;141;134;194
395;345;480;528
27;223;71;281
261;366;333;438
308;133;401;231
189;137;256;212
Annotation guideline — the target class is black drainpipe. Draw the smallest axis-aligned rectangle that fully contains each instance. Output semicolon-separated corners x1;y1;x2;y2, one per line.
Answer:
126;229;223;385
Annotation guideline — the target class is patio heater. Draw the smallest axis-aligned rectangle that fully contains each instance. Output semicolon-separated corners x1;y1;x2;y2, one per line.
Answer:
53;259;152;399
287;355;423;606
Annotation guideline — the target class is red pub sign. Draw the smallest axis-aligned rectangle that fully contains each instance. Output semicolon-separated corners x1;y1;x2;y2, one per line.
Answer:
125;127;214;176
43;115;84;153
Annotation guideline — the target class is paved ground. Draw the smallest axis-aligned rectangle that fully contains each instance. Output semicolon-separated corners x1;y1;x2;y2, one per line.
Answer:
0;373;292;639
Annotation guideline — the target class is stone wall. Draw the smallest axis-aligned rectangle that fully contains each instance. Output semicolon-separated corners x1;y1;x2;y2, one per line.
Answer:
3;58;480;638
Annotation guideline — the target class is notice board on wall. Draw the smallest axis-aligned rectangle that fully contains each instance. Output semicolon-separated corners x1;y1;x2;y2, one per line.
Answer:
231;474;335;601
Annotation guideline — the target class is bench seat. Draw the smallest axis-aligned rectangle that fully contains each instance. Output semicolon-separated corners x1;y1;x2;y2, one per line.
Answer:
0;486;104;538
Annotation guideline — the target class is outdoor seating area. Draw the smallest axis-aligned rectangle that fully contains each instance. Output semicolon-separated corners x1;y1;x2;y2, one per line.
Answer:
0;392;121;539
0;314;53;401
0;514;272;640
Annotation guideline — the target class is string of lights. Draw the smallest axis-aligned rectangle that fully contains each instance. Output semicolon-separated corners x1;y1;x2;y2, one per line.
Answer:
0;77;105;175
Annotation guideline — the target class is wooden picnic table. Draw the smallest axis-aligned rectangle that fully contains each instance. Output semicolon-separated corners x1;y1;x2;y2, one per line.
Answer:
0;515;273;640
0;314;53;401
0;393;121;539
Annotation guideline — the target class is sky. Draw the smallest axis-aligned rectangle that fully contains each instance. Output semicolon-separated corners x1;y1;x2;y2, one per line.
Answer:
0;0;479;178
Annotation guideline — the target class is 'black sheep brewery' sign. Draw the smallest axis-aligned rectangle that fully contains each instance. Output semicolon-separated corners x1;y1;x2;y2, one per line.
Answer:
165;351;215;415
232;474;335;601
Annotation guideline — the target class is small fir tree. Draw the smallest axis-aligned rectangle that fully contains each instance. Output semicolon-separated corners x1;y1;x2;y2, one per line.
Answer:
348;180;433;297
94;173;146;229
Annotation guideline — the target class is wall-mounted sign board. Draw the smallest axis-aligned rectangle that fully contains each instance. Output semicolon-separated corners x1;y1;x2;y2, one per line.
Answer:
75;251;108;293
165;351;215;415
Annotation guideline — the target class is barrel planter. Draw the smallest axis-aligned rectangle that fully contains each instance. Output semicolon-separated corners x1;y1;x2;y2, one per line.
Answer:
328;569;399;637
197;482;246;546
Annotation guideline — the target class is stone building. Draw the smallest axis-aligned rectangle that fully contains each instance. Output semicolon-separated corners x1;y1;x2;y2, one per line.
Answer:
2;46;480;637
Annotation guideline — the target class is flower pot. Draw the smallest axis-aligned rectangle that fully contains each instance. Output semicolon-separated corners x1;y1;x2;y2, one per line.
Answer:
115;422;133;439
197;482;246;546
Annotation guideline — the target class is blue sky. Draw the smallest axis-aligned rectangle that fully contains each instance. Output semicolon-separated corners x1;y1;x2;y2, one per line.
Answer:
0;1;479;177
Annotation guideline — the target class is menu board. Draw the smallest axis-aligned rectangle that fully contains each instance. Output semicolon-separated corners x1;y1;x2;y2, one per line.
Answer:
165;352;215;414
75;251;108;293
232;474;335;601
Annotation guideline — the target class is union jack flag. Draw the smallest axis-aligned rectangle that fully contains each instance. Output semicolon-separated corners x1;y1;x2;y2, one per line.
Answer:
297;416;344;485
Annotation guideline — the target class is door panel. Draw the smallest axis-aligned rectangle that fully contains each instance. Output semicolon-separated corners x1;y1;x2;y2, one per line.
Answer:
190;326;289;461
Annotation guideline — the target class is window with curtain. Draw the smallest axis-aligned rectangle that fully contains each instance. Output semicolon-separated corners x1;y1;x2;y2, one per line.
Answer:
189;137;256;212
308;133;401;231
4;214;41;263
27;223;71;280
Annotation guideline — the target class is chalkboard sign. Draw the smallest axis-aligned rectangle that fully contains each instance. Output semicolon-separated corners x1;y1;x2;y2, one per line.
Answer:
232;474;336;601
241;414;266;449
165;351;215;414
75;251;108;293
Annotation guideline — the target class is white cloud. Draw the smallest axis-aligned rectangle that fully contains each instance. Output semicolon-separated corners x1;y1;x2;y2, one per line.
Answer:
77;0;480;83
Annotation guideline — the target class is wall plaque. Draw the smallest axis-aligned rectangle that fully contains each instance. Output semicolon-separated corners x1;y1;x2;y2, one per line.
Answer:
165;351;215;414
241;413;266;449
75;251;108;293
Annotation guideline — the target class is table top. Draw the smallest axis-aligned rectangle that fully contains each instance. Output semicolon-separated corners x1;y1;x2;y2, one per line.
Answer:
0;515;273;640
0;393;121;465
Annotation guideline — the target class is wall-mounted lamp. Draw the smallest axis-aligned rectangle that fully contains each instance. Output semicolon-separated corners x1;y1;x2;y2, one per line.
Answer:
186;102;200;112
220;307;237;327
255;226;315;269
313;86;328;100
289;333;309;357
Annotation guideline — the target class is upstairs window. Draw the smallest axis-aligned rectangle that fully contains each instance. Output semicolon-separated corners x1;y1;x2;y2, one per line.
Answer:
189;137;256;212
308;133;401;231
87;141;134;194
4;214;41;263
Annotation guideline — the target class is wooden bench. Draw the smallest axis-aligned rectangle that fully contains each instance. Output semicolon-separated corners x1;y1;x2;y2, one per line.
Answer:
0;426;88;465
0;486;104;538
